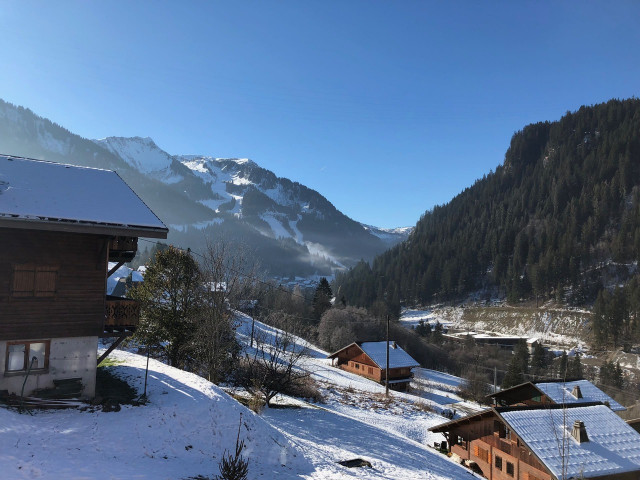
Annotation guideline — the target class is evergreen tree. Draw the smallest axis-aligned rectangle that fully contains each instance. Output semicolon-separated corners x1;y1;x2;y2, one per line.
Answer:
530;342;548;377
513;339;530;375
567;353;583;379
334;99;640;309
415;320;431;338
312;278;333;321
502;356;524;389
557;351;569;378
129;246;202;368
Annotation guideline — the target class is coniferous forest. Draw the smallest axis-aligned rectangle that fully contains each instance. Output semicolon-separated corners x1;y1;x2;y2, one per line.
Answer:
335;99;640;346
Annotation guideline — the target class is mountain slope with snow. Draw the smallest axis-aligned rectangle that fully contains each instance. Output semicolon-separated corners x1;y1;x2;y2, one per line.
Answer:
0;99;410;276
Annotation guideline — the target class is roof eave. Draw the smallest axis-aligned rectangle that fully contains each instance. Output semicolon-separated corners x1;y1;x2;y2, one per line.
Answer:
0;216;169;239
326;342;361;359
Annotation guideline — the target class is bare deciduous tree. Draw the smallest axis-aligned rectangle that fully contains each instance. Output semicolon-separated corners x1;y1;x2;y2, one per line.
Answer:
194;238;259;383
238;329;310;408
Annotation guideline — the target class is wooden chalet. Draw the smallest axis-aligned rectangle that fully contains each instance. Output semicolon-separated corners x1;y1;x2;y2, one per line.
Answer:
327;341;419;391
488;379;626;413
430;402;640;480
0;156;167;400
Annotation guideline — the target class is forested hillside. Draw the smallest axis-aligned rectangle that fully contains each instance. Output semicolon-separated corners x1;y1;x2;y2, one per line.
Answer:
336;99;640;340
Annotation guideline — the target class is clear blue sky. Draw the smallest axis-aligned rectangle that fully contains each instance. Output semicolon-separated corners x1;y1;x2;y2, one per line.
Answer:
1;2;639;228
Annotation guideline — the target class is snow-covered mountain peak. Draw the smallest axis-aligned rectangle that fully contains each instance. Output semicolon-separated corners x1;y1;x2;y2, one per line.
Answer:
94;136;173;174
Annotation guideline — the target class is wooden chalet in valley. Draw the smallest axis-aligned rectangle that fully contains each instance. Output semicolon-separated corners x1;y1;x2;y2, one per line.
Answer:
488;379;626;413
430;402;640;480
0;155;167;400
327;341;419;391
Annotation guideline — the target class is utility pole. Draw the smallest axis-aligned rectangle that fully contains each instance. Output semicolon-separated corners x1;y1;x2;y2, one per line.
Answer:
250;317;255;348
386;314;390;398
494;366;497;394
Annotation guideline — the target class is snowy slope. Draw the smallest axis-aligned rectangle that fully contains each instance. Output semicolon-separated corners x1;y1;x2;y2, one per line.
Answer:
361;225;413;246
96;136;174;175
0;350;312;480
0;311;482;479
233;311;482;479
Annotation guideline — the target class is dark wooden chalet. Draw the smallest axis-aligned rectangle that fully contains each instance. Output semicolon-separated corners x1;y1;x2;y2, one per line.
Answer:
430;402;640;480
0;155;167;399
487;379;625;413
327;341;419;391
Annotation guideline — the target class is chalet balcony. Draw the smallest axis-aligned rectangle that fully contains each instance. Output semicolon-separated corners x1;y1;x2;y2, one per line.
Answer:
108;236;138;262
105;295;140;330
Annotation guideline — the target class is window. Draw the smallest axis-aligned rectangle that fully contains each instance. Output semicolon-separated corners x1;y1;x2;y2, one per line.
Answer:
457;436;467;449
368;367;373;375
5;341;50;373
495;455;502;470
355;363;360;369
506;461;514;477
12;265;58;297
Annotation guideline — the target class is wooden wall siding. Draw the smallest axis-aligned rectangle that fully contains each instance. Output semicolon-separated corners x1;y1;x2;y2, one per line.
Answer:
449;418;550;480
341;362;382;382
0;228;109;340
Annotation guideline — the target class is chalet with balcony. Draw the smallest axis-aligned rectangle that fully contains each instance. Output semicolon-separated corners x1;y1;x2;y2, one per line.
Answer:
0;155;167;400
327;341;419;391
430;402;640;480
488;379;626;413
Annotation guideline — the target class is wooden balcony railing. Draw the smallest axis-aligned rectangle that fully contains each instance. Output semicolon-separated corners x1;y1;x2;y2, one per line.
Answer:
105;295;140;329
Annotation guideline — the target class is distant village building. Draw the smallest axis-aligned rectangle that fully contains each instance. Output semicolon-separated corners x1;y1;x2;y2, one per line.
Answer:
327;341;419;391
0;156;167;400
488;379;626;413
445;332;539;353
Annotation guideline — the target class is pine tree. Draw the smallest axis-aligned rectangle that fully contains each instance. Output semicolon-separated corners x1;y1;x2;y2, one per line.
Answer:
567;353;583;379
558;351;569;378
530;342;548;377
312;278;333;321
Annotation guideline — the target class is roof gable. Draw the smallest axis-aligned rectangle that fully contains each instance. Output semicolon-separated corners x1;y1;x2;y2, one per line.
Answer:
0;156;167;237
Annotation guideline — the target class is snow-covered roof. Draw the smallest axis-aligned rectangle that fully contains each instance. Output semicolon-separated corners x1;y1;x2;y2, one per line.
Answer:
359;342;420;369
206;282;227;293
0;155;168;237
535;380;625;412
501;404;640;479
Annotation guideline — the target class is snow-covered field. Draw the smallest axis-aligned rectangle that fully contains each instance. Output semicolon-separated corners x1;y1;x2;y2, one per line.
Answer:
0;313;481;480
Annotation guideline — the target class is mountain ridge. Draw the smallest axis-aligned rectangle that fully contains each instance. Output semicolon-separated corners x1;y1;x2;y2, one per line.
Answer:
336;98;640;315
0;99;411;276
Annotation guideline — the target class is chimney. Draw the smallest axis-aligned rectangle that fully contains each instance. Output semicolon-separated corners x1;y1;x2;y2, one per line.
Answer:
391;341;397;349
571;420;589;443
571;385;583;399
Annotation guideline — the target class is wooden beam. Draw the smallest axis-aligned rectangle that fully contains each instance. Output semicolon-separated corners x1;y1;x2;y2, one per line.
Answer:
107;261;125;278
97;334;128;365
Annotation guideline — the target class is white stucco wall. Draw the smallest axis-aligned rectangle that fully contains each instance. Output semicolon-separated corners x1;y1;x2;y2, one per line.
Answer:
0;336;97;399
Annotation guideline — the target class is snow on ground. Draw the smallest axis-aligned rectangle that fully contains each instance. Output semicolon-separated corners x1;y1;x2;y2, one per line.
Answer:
0;350;312;480
1;312;482;480
399;309;454;330
234;311;482;479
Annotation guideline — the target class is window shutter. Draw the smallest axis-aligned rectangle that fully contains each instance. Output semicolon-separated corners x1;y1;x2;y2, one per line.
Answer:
12;266;35;296
35;267;57;297
473;444;479;457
